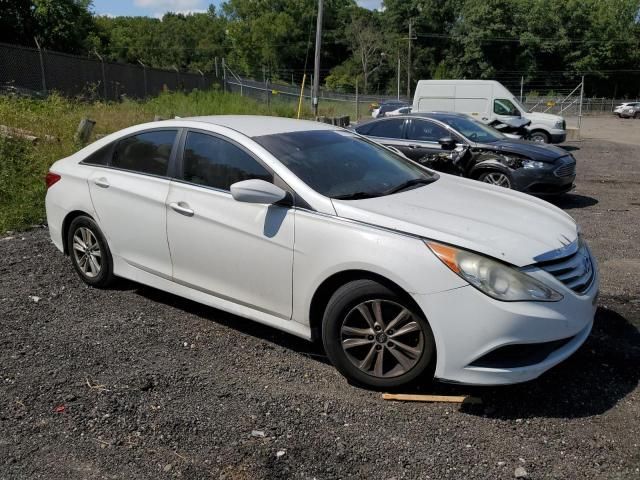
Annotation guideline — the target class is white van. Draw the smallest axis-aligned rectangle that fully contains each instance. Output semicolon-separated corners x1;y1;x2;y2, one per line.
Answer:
412;80;566;143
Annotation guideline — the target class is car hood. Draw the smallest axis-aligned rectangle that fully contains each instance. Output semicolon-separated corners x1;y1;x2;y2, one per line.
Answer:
525;111;564;123
483;139;568;162
331;175;578;267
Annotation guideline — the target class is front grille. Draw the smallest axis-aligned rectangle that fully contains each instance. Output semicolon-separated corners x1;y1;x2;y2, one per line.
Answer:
561;120;566;130
537;242;594;294
554;158;576;177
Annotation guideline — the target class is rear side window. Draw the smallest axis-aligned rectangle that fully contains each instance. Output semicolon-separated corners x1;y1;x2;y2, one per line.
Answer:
83;144;111;166
112;130;177;176
366;119;405;139
407;120;448;142
182;131;272;191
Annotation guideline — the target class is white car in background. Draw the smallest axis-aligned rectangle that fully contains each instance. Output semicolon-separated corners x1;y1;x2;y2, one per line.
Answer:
45;116;598;388
386;106;412;116
614;102;639;117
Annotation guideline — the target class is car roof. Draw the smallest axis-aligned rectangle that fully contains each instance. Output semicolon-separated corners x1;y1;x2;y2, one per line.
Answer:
409;112;470;120
182;115;339;138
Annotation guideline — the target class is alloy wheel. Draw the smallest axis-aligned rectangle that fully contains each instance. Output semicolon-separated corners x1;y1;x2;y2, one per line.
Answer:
482;172;511;188
340;299;424;378
72;227;102;278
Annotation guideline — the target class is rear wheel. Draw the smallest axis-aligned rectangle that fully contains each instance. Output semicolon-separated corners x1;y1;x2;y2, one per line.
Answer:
67;216;114;288
478;170;512;189
529;131;550;143
322;280;436;389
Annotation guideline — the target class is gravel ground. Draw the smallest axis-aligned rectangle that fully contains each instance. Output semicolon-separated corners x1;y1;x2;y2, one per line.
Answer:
1;139;639;480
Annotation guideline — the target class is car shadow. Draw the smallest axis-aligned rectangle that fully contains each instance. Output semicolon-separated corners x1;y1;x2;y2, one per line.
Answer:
119;281;639;419
548;193;598;210
407;304;640;419
133;283;332;365
560;145;580;152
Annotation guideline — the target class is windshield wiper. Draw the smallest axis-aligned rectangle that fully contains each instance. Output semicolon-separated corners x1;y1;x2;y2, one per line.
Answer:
332;191;382;200
383;178;434;195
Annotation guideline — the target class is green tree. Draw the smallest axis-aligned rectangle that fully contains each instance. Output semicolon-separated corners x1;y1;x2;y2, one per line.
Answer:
0;0;96;53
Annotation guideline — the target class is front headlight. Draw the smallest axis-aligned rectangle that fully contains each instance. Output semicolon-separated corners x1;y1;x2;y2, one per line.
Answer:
426;241;563;302
554;120;564;129
522;159;546;169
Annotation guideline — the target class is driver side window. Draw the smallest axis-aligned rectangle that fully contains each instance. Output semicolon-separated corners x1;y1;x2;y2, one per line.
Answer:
406;120;448;142
493;99;519;116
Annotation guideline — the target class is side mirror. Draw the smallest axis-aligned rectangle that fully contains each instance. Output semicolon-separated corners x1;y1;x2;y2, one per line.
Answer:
438;137;457;150
230;179;287;205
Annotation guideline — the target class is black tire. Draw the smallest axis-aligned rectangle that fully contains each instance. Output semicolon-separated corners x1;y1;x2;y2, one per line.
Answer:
477;170;513;189
66;215;115;288
634;112;640;119
321;279;436;389
529;131;550;143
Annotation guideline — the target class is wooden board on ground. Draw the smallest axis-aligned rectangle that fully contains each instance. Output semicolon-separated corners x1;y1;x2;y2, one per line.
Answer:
382;393;482;405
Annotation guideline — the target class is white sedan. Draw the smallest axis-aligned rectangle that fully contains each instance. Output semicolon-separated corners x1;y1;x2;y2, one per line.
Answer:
45;116;598;388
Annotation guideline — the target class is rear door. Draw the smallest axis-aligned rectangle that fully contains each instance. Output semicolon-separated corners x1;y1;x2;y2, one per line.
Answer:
403;119;451;163
87;128;178;277
165;129;295;319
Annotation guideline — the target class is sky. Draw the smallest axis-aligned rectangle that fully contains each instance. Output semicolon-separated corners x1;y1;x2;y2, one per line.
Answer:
92;0;384;18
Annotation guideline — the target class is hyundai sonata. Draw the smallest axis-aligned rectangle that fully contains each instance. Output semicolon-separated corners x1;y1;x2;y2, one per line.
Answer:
45;116;598;388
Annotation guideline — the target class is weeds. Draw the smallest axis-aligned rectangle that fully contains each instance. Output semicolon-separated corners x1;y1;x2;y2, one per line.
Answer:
0;88;328;233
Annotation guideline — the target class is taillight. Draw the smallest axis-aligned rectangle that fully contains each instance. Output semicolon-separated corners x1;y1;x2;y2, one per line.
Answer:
45;172;61;189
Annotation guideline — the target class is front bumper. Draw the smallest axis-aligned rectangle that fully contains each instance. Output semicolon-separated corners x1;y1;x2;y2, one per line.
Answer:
413;269;598;385
550;132;567;143
512;167;575;195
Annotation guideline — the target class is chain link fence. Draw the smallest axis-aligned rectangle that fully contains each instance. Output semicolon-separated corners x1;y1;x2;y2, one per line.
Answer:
0;42;218;100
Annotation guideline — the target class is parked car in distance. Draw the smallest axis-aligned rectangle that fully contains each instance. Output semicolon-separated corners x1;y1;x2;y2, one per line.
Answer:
354;112;576;195
619;104;640;119
386;106;412;116
45;116;597;388
613;102;640;117
372;101;409;118
412;80;567;143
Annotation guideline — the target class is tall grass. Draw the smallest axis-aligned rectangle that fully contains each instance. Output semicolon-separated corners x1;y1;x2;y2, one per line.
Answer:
0;88;321;233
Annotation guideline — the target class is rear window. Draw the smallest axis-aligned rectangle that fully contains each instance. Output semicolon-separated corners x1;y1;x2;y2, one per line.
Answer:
112;130;177;176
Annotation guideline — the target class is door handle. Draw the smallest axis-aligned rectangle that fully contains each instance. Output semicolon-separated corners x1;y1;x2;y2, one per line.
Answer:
93;178;110;188
408;144;421;149
169;202;194;217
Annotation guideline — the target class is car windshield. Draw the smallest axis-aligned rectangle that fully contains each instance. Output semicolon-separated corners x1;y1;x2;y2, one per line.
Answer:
253;130;436;199
437;116;505;143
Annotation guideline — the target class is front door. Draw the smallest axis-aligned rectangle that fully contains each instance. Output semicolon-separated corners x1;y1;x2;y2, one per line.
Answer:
165;130;295;319
402;119;451;164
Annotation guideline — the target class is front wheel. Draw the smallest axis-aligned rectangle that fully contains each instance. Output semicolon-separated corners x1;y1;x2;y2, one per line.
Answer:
322;280;436;389
529;131;550;143
478;170;513;189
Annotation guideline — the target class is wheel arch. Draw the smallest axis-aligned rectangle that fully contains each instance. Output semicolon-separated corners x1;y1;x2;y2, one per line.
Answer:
469;161;512;179
61;210;95;255
308;269;425;342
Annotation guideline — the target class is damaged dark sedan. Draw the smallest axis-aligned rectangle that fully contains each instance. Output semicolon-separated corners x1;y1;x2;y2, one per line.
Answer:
353;112;576;195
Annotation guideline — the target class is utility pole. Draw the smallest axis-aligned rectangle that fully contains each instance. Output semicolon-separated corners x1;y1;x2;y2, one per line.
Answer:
397;55;401;100
407;19;412;99
312;0;324;116
520;76;524;103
